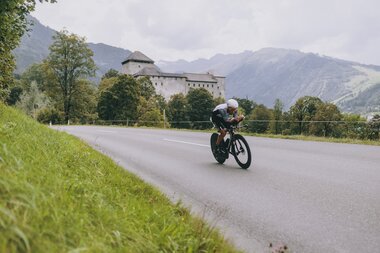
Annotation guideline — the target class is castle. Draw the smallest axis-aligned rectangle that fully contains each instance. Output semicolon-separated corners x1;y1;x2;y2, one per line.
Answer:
121;51;225;100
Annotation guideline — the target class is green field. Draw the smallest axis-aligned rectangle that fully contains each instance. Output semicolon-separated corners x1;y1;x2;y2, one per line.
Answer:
0;104;240;253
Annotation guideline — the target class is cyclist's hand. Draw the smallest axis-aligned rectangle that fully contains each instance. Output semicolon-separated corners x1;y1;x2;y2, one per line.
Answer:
238;115;245;122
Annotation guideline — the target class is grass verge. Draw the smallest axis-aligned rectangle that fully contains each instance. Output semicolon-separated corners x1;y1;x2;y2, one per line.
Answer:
77;124;380;146
0;104;240;253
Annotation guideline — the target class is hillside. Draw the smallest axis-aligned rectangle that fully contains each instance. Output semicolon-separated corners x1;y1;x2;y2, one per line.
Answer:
159;48;380;114
13;16;131;80
0;103;239;252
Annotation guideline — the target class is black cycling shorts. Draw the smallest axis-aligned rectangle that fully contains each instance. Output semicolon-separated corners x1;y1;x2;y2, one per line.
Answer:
211;110;231;130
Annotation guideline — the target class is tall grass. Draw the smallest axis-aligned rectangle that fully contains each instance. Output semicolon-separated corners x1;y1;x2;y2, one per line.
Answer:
0;104;240;253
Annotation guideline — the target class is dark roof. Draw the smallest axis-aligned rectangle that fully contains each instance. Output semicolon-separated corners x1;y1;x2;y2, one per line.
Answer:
183;73;218;83
134;68;224;82
122;51;154;64
134;66;161;76
134;66;185;78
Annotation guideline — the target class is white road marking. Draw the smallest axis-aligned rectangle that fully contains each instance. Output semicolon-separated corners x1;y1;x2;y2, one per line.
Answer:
97;130;117;133
163;138;210;147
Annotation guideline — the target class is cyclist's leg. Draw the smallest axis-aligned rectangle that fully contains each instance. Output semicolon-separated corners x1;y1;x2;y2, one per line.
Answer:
212;112;226;147
216;128;226;145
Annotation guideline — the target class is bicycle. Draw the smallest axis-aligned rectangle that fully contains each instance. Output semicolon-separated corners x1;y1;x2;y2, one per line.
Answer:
210;123;252;169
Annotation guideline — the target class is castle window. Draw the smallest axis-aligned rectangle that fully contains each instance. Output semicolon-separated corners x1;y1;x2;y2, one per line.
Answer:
155;83;157;86
138;65;141;68
217;86;219;89
161;82;163;86
219;92;222;95
207;84;209;88
202;84;205;87
198;84;200;87
193;84;195;87
188;83;190;86
212;84;214;88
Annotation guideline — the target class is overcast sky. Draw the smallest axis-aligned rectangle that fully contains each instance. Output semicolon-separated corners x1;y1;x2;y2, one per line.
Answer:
33;0;380;65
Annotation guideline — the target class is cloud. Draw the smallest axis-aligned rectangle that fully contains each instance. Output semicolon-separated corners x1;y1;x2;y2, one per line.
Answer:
33;0;380;65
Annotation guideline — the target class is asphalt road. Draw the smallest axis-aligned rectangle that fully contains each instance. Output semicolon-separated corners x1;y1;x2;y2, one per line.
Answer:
56;126;380;253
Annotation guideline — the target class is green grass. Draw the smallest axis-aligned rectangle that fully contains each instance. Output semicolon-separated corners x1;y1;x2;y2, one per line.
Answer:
0;104;240;253
86;124;380;146
122;124;380;146
239;132;380;146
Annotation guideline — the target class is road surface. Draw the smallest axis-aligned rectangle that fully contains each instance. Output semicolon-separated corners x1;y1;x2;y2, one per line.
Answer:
56;126;380;253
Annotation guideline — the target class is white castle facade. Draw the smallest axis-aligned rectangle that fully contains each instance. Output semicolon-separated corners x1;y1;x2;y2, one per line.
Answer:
121;51;225;100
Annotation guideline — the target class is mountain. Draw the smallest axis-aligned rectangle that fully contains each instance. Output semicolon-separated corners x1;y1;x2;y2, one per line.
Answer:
13;16;131;80
158;48;380;114
157;50;254;75
15;17;380;115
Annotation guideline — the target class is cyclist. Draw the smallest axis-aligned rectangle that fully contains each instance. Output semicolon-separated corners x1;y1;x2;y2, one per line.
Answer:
211;99;245;154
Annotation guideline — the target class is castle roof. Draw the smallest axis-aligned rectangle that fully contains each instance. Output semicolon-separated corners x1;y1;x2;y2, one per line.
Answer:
134;66;161;76
122;51;154;64
184;73;218;83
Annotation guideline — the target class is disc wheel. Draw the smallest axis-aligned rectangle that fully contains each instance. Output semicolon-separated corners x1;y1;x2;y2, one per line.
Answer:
210;133;226;164
231;134;251;169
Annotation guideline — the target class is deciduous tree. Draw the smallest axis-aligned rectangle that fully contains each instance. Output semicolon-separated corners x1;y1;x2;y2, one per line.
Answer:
0;0;56;100
45;30;96;122
310;103;342;137
270;98;283;134
289;96;323;134
248;104;272;133
97;75;140;121
167;93;189;128
186;88;214;129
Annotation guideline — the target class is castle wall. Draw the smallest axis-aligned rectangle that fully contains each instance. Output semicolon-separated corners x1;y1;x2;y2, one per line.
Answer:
150;76;187;100
121;56;226;101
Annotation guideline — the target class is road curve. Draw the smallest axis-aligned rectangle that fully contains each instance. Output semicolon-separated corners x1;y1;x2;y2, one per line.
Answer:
56;126;380;253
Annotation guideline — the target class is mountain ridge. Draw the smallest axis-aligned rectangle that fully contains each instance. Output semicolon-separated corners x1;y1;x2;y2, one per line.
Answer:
158;48;380;114
13;16;131;79
14;17;380;115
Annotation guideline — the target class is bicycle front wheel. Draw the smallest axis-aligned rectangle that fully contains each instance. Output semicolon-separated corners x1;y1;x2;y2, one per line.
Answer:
231;134;251;169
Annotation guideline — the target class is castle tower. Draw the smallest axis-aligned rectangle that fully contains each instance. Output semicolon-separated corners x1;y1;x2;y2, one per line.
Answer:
122;51;156;75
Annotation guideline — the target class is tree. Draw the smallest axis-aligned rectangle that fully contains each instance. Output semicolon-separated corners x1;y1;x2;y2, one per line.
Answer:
167;93;189;128
289;96;323;135
6;86;23;106
213;97;225;106
341;113;367;139
98;76;118;94
139;108;165;127
368;114;380;140
235;97;257;116
97;75;140;121
270;98;283;134
0;0;56;100
20;63;47;91
101;68;120;80
247;104;272;133
309;103;342;137
70;80;98;123
16;81;50;118
45;30;96;122
137;97;168;128
137;76;155;100
186;88;214;129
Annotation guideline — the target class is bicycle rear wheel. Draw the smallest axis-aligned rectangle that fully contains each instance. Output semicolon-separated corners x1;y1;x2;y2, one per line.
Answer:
231;134;251;169
210;133;226;164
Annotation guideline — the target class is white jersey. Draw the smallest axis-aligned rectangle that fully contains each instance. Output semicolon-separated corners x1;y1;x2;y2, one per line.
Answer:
213;103;238;121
